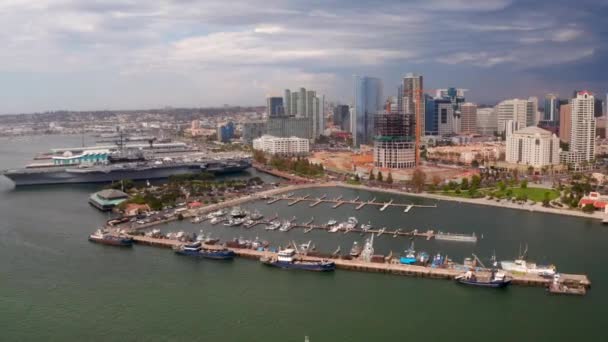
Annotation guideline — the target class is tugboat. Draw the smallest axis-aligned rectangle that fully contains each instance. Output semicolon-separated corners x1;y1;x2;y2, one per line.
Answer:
349;241;362;257
399;240;417;265
88;229;134;247
260;249;335;272
455;254;512;288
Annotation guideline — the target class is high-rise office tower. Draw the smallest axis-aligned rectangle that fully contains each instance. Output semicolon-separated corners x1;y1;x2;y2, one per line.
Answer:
333;105;350;131
402;73;424;138
495;98;536;133
559;103;571;144
476;108;498;136
353;75;383;147
460;103;477;134
298;88;307;117
266;97;284;117
544;93;560;122
290;92;299;116
284;89;291;117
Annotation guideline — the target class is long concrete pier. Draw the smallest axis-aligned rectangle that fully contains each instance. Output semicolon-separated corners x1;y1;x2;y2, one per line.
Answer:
128;235;591;291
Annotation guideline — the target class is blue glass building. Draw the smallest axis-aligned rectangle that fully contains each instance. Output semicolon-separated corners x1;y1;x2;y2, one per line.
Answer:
353;75;383;147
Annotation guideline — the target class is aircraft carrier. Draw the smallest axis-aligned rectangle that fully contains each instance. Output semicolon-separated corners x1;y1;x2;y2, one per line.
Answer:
1;158;251;186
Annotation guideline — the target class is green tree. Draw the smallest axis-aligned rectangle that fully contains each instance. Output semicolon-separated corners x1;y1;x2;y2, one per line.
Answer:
369;169;375;181
461;177;470;190
377;171;384;182
582;203;595;213
471;175;481;189
497;181;506;192
521;180;528;189
386;172;393;184
354;174;360;182
542;192;551;207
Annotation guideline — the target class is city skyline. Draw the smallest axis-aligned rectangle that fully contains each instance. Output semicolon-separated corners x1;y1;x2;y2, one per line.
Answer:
0;0;607;114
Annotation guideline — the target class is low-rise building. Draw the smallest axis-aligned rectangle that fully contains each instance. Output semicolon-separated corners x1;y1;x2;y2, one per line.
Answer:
88;189;129;211
253;135;310;156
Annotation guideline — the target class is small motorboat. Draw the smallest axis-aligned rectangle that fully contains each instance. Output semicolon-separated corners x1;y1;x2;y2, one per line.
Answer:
349;241;362;257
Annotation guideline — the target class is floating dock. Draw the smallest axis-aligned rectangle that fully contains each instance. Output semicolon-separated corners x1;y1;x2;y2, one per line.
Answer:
264;194;436;212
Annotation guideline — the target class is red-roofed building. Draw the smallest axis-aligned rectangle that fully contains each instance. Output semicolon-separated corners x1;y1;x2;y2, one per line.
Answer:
578;192;608;209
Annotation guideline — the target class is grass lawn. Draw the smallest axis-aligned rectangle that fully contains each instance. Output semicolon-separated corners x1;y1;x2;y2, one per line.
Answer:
492;187;559;202
438;186;559;202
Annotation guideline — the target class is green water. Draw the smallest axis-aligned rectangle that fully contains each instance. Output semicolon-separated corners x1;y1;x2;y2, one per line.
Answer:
0;135;605;341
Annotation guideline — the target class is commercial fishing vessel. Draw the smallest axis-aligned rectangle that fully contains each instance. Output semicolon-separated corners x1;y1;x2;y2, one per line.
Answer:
260;249;335;272
500;245;556;277
88;229;133;247
174;242;236;260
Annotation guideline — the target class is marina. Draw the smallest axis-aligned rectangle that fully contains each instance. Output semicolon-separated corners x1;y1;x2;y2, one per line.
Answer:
262;193;438;212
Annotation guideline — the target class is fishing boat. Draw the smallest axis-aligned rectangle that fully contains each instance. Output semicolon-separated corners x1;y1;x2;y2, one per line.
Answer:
88;229;134;247
399;240;417;265
174;242;236;260
349;241;362;257
230;207;247;218
360;235;374;262
416;251;430;265
455;270;511;288
294;240;315;255
145;229;162;238
431;253;445;268
455;254;511;288
260;249;335;272
500;245;556;277
265;220;281;231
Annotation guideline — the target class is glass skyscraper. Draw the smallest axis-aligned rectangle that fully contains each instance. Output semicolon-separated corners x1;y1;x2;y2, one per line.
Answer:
353;75;382;147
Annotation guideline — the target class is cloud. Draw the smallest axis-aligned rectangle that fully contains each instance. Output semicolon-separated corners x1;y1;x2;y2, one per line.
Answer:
0;0;605;113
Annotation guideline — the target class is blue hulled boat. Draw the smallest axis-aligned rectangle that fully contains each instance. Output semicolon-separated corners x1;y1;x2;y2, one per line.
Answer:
399;240;417;265
261;249;335;272
174;242;236;260
455;270;512;288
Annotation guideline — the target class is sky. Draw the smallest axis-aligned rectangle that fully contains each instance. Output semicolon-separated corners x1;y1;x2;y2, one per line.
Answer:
0;0;606;114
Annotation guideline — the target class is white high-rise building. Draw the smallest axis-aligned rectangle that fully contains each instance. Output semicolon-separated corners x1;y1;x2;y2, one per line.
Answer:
402;73;424;138
506;126;560;168
496;98;536;133
253;135;310;156
561;91;596;165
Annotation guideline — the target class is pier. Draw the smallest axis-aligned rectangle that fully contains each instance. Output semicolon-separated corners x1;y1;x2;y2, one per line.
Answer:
127;235;591;292
264;194;437;212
